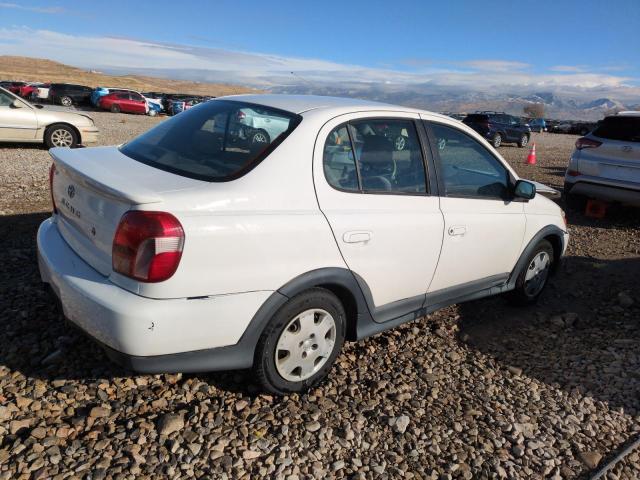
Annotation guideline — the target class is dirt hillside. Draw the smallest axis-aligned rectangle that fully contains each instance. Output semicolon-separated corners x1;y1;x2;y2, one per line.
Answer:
0;55;258;96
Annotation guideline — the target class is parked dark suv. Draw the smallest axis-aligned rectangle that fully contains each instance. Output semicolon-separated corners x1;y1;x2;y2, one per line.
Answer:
463;112;531;148
49;84;94;107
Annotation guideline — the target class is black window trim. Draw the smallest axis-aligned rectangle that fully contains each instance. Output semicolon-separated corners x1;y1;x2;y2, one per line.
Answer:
322;117;433;197
120;99;303;183
424;120;517;201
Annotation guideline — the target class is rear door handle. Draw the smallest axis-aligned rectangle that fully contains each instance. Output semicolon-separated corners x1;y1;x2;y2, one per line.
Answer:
448;225;466;236
343;231;372;243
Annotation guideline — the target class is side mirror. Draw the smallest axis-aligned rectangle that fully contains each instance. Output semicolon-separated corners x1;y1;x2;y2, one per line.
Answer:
514;180;536;200
12;99;24;108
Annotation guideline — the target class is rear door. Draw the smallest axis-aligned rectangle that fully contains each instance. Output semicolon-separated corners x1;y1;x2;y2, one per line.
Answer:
579;116;640;183
314;112;444;321
424;119;526;293
129;93;148;114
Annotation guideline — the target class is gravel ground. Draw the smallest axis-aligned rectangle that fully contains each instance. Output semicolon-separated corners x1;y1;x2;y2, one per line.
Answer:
1;112;639;479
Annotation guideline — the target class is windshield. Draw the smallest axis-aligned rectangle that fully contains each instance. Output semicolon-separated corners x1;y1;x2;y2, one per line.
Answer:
120;100;302;182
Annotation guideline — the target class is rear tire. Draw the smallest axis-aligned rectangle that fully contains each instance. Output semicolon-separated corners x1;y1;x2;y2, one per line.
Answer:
564;191;587;211
60;96;73;107
254;288;346;395
507;240;554;306
111;104;121;113
492;133;502;149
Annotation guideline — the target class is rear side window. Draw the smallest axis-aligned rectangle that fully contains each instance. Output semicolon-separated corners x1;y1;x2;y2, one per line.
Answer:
592;117;640;142
120;100;302;182
464;114;488;122
323;119;427;194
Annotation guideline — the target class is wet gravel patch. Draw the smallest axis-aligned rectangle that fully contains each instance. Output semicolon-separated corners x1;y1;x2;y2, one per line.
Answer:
0;120;639;479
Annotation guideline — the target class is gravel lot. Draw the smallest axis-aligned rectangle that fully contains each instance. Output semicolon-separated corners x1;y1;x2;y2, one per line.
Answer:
1;111;639;479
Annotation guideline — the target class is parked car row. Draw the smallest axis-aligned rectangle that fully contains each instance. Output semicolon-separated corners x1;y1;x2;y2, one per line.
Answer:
1;79;213;117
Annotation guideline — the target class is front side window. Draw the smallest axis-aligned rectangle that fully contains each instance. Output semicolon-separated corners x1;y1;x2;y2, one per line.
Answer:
430;122;510;199
323;119;427;194
120;100;301;181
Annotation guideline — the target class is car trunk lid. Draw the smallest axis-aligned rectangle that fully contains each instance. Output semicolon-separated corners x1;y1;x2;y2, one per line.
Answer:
49;146;202;276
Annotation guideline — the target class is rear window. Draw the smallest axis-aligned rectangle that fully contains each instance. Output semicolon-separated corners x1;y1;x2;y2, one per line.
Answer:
120;100;302;181
592;116;640;142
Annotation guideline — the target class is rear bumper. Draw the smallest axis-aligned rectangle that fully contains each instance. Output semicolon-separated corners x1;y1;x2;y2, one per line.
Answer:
565;176;640;206
37;217;272;372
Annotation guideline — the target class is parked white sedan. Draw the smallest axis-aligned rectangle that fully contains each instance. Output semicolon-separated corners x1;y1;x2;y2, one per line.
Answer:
38;95;568;393
0;86;98;147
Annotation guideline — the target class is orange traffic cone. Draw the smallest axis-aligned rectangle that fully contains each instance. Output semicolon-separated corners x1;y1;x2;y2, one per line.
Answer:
526;143;537;165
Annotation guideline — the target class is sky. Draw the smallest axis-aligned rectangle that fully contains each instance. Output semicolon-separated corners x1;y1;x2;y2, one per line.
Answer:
0;0;638;96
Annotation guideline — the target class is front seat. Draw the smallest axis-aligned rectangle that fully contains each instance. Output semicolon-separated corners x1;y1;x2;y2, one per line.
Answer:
359;135;394;191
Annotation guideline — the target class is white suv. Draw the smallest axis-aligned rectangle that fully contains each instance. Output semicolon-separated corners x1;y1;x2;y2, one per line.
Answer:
38;95;568;394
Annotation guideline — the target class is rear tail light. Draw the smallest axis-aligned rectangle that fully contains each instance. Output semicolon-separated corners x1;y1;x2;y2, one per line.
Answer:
49;163;57;213
236;110;246;120
575;137;602;150
566;170;580;177
112;211;184;283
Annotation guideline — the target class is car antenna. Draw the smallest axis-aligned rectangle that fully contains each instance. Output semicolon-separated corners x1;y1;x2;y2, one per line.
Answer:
290;71;316;90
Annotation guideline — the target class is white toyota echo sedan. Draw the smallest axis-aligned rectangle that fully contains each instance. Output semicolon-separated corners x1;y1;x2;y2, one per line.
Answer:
38;95;568;393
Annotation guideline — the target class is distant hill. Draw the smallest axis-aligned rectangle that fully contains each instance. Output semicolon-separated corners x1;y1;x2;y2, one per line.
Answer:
271;84;635;121
0;56;258;96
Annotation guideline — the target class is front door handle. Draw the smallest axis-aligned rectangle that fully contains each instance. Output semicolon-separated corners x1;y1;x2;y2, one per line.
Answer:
343;231;372;243
448;225;467;236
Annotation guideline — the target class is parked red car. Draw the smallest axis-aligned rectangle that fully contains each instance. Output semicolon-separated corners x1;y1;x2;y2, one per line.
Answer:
98;92;148;114
0;81;26;94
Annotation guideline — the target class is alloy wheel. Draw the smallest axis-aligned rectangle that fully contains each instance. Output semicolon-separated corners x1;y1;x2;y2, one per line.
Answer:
524;251;550;297
275;309;337;382
50;129;74;147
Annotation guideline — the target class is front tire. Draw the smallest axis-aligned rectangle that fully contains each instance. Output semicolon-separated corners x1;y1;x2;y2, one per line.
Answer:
111;104;121;113
60;96;73;107
507;240;554;305
254;288;346;394
45;124;78;148
518;134;529;148
492;133;502;149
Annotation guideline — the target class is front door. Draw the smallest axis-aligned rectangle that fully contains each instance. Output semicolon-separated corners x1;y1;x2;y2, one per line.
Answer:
0;91;37;141
424;120;526;294
314;113;444;322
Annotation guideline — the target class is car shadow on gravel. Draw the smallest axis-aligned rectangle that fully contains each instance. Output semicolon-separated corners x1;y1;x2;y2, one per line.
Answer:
458;254;640;416
0;211;257;394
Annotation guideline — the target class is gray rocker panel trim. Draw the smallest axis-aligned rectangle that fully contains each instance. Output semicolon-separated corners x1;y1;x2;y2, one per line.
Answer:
100;226;566;374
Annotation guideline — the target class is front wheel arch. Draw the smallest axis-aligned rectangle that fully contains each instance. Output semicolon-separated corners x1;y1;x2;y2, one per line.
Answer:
508;226;565;289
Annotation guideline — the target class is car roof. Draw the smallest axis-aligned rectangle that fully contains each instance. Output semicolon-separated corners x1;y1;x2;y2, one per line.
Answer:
218;94;427;116
613;111;640;117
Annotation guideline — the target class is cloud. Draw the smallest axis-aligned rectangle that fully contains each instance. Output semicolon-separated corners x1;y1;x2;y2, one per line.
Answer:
550;65;587;73
0;27;636;97
0;3;64;14
460;60;530;72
